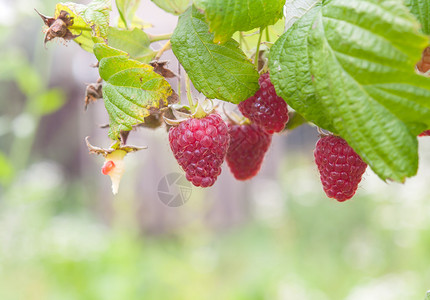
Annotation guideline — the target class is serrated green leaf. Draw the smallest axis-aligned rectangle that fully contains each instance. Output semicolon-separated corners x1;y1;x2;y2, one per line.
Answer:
115;0;140;29
55;0;111;53
150;0;191;15
194;0;285;43
108;27;156;63
171;6;259;103
270;5;335;132
94;43;174;140
270;0;430;182
405;0;430;34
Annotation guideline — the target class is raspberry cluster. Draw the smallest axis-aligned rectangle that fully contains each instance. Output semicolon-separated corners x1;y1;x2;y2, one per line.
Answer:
314;135;367;202
168;113;230;187
226;123;272;180
238;73;289;133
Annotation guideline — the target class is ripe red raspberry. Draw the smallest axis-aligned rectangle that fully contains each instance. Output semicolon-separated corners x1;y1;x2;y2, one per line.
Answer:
238;73;289;133
226;123;272;180
314;135;367;202
168;113;230;187
419;130;430;137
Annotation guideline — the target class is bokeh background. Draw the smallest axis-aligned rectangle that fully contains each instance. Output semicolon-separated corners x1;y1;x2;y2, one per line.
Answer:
1;0;430;299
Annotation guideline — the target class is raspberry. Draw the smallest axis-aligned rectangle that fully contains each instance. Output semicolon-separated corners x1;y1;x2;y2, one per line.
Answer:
314;135;367;202
238;73;289;133
226;123;272;180
168;113;230;187
419;130;430;137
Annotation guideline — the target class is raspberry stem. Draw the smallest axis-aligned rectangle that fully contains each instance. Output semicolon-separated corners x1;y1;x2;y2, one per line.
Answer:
254;27;264;70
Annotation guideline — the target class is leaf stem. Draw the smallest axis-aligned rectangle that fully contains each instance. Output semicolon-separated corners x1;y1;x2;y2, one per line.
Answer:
254;27;264;70
69;26;93;31
265;26;270;43
177;63;181;103
185;73;194;111
155;40;171;60
148;33;173;43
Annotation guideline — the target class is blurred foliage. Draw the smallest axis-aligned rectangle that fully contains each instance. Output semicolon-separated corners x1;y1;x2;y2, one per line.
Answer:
0;1;430;300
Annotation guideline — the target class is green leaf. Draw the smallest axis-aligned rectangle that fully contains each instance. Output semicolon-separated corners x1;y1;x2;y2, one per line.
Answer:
115;0;140;29
404;0;430;34
171;6;259;103
270;0;430;182
284;0;321;31
55;0;111;53
108;27;156;63
94;43;174;140
30;88;66;116
150;0;191;15
194;0;285;43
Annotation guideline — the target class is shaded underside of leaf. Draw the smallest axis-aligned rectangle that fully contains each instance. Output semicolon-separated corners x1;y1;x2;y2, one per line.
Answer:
194;0;285;43
94;43;173;140
171;6;259;103
115;0;141;29
270;0;430;182
151;0;191;15
284;0;321;31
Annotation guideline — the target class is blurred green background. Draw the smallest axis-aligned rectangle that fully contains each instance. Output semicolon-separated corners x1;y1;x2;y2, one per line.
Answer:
1;0;430;299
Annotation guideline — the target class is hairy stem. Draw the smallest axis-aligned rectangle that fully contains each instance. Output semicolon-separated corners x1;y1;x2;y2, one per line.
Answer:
154;40;171;60
148;33;173;43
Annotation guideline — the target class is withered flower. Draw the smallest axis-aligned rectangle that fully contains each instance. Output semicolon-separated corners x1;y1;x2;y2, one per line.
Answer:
35;9;81;45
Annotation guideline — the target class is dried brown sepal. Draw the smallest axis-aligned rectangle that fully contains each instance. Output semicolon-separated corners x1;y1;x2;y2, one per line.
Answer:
150;61;177;78
417;47;430;74
85;136;147;157
84;82;103;110
35;9;81;45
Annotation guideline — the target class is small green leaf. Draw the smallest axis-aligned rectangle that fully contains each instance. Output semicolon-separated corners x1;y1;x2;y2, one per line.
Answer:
171;6;259;103
108;27;156;63
150;0;191;15
30;88;66;116
94;43;174;140
55;0;111;53
405;0;430;34
194;0;285;43
115;0;140;29
270;0;430;182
